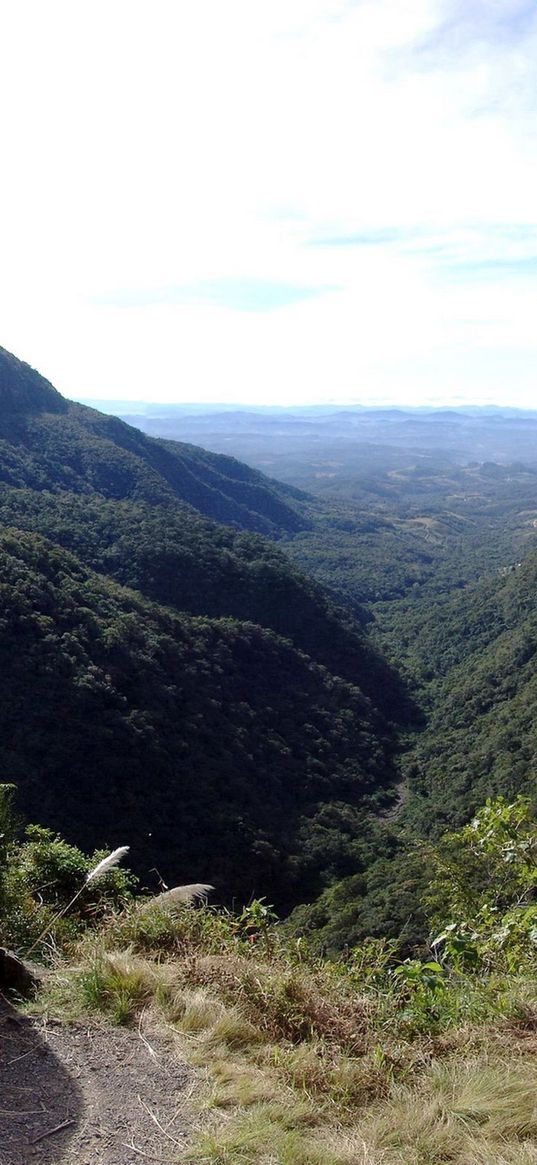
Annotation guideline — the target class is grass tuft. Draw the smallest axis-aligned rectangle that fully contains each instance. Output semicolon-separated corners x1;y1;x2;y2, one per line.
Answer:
79;950;159;1024
202;1010;264;1052
188;1102;345;1165
176;989;226;1034
355;1057;537;1164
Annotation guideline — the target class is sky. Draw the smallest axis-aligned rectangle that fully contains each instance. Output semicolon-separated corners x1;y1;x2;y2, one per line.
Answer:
1;0;537;407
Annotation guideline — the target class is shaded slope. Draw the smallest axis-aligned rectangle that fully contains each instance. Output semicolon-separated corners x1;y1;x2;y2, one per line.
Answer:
0;345;413;916
0;488;405;714
0;529;397;908
0;347;66;414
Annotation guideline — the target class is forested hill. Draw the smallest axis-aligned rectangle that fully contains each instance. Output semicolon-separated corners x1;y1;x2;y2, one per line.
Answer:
381;548;537;835
0;347;406;708
0;528;396;908
0;346;66;413
0;346;308;538
282;542;537;953
0;346;410;907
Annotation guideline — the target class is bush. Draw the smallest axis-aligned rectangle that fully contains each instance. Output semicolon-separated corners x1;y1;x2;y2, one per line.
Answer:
426;797;537;975
0;815;135;954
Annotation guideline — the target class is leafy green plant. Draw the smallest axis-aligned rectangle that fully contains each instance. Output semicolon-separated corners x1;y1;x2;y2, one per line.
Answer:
431;920;481;971
1;815;134;954
387;958;447;1031
237;898;278;954
427;797;537;974
392;958;445;992
25;845;131;957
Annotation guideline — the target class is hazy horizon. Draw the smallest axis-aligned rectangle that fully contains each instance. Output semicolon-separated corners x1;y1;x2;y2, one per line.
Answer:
75;396;537;417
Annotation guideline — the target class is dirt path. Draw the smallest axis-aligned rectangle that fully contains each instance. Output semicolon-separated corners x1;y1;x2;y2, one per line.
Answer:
0;997;195;1164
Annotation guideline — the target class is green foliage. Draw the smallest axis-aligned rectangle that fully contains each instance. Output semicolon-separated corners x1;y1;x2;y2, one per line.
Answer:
14;824;88;903
346;936;400;985
388;958;446;1030
284;840;429;956
0;817;135;952
237;898;278;955
0;347;412;920
0;528;403;912
426;797;537;923
238;898;278;932
425;798;537;974
371;545;537;840
104;899;238;956
11;345;537;961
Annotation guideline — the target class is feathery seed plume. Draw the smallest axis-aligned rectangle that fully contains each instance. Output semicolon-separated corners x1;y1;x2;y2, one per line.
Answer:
139;883;214;913
86;846;130;883
26;844;131;958
158;882;214;906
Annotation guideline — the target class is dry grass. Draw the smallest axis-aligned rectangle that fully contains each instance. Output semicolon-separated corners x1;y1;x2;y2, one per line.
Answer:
183;951;372;1051
348;1057;537;1165
187;1102;345;1165
28;919;537;1165
175;989;226;1034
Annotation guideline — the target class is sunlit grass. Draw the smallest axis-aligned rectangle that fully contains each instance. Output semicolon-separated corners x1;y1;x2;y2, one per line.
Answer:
28;906;537;1165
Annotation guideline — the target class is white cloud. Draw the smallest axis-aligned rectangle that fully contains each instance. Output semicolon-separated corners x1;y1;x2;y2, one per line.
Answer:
0;0;536;405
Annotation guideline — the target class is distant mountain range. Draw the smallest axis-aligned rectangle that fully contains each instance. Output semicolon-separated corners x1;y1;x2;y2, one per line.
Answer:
76;401;537;491
80;399;537;419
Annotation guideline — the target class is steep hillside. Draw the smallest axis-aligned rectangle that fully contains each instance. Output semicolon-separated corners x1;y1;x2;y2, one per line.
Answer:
0;347;407;710
282;539;537;952
0;528;396;908
384;550;537;834
0;347;308;537
0;347;410;910
0;347;66;413
0;486;403;710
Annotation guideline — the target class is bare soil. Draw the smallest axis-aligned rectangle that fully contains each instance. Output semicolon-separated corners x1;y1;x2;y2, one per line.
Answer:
0;996;194;1164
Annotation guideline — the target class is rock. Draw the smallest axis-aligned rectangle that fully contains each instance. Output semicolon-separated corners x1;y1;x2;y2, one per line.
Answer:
0;948;45;997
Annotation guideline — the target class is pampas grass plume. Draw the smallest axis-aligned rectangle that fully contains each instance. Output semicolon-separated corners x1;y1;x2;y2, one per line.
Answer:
138;883;214;915
25;844;130;957
86;846;130;883
155;883;214;907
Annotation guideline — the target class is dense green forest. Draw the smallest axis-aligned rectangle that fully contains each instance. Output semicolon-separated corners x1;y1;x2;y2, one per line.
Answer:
5;343;537;952
0;526;403;910
0;347;409;914
108;388;537;951
377;550;537;832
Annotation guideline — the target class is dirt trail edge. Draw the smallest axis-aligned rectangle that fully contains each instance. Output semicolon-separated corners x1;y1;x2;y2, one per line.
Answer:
0;997;195;1164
